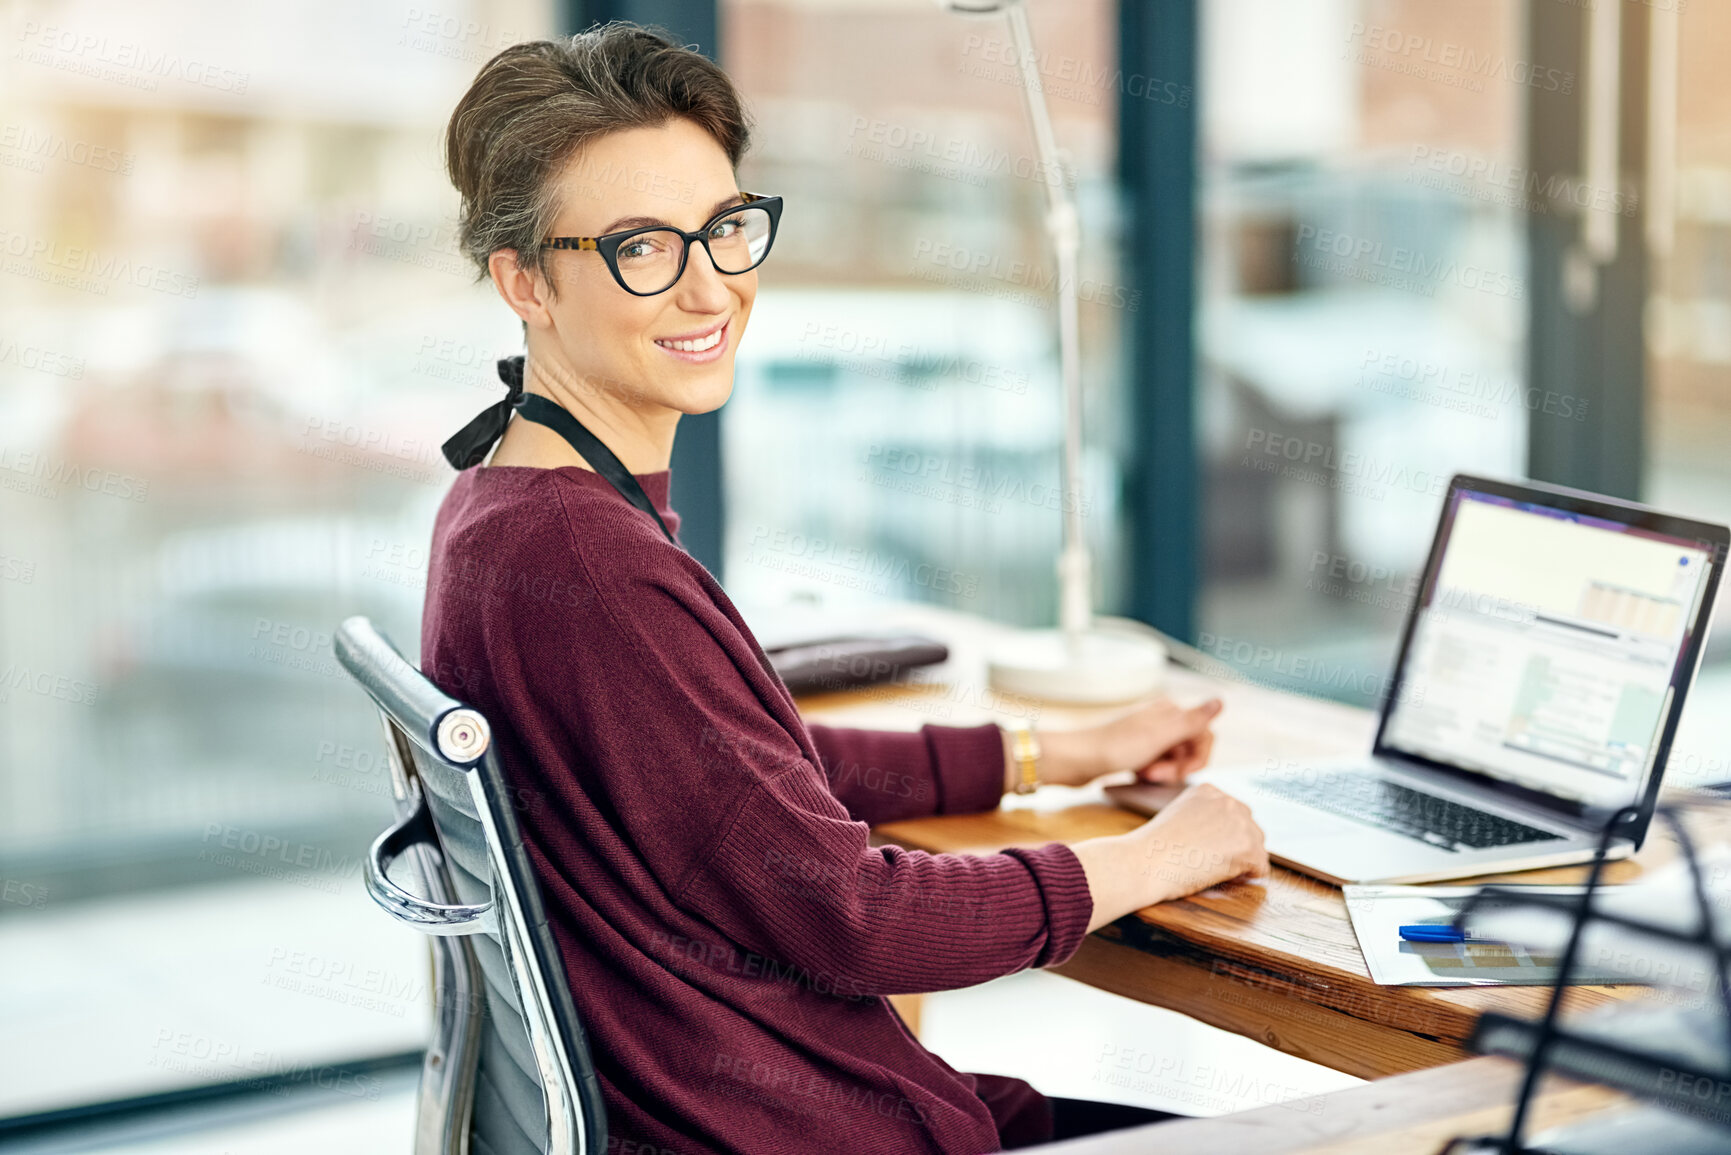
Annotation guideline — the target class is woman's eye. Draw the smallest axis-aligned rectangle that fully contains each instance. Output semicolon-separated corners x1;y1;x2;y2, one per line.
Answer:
620;240;656;260
709;219;741;239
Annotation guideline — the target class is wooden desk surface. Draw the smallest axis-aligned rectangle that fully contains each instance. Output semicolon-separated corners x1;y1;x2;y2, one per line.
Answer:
1026;1057;1629;1154
787;602;1721;1079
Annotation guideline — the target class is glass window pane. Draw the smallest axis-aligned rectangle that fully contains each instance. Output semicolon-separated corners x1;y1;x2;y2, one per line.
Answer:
719;0;1133;630
0;0;554;1117
1649;0;1731;659
1196;0;1528;707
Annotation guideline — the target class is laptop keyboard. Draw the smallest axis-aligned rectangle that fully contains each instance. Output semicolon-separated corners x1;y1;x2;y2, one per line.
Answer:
1254;771;1567;852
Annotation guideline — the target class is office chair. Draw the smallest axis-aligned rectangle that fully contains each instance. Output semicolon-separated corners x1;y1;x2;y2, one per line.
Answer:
335;615;607;1155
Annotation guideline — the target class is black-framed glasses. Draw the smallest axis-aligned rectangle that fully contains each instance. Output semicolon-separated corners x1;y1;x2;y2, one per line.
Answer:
541;192;783;297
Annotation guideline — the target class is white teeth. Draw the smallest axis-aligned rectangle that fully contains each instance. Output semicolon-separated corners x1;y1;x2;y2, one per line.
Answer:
658;326;723;353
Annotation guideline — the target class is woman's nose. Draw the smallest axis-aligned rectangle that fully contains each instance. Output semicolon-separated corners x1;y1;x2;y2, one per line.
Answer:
672;240;734;310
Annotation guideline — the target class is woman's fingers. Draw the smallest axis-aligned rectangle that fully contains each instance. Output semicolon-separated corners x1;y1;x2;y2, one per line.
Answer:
1110;696;1226;785
1162;698;1222;746
1177;729;1215;777
1135;748;1185;784
1134;728;1216;785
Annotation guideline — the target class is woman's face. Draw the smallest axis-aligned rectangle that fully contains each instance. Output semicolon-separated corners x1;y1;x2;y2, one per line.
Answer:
528;118;756;416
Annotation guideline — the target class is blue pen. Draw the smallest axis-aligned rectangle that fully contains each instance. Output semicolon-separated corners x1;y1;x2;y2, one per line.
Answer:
1398;924;1491;944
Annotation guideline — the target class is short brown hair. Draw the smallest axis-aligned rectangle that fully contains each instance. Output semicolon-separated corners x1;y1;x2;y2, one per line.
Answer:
445;22;752;286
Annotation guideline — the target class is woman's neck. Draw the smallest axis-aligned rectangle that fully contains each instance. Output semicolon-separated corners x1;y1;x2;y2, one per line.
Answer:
488;354;677;474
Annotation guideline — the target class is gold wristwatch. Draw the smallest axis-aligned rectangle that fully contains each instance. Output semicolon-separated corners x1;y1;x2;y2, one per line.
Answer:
1007;719;1041;795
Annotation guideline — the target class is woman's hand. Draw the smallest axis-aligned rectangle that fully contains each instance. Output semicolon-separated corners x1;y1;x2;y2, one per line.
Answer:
1028;697;1225;789
1070;783;1269;932
1132;782;1269;903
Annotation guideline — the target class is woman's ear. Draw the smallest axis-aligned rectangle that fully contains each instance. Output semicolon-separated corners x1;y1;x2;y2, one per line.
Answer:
488;248;554;330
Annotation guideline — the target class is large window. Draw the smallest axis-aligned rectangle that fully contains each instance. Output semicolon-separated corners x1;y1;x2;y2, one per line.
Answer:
1194;0;1531;707
1649;0;1731;649
0;0;553;1119
718;0;1133;630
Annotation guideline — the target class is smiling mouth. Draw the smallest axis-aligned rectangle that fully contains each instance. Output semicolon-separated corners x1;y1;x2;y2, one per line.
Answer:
655;323;726;354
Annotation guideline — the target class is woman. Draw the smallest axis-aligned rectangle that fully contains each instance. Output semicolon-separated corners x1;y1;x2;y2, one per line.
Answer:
423;23;1268;1154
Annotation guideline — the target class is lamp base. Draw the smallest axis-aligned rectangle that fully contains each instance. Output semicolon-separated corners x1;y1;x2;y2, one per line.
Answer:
986;627;1168;704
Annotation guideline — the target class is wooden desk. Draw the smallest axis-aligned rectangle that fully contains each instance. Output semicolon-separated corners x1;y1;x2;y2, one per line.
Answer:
790;602;1714;1079
1024;1056;1629;1154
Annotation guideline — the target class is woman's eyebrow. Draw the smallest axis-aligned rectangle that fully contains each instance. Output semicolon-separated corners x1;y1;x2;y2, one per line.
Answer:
598;195;746;235
599;213;665;232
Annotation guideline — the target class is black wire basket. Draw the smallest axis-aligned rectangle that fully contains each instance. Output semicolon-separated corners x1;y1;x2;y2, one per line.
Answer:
1439;799;1731;1155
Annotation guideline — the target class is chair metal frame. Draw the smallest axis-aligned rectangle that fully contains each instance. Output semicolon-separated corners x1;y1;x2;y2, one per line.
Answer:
334;615;607;1155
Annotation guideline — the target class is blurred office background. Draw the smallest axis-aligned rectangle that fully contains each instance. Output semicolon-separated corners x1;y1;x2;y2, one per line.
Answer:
2;0;1728;1146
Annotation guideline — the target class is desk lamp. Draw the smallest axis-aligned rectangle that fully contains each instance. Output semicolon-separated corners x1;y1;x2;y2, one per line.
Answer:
937;0;1168;703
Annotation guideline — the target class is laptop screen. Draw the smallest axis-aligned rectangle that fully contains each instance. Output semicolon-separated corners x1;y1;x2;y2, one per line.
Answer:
1380;487;1716;807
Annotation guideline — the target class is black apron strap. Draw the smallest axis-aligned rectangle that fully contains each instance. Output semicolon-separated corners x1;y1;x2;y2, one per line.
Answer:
440;356;526;470
514;392;680;549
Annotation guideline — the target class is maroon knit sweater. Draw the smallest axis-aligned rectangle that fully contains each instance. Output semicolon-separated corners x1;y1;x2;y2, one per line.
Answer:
420;463;1094;1155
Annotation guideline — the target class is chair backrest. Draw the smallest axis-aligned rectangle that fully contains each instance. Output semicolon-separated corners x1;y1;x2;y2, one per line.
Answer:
334;615;608;1155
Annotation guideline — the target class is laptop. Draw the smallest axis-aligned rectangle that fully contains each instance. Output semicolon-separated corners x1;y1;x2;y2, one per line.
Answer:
1120;473;1728;886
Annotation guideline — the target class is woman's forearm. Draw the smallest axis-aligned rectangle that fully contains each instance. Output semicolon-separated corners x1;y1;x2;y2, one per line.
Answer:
1069;833;1157;934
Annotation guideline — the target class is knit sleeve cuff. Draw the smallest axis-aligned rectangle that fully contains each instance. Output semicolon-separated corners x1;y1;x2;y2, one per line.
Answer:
999;842;1094;968
921;722;1007;815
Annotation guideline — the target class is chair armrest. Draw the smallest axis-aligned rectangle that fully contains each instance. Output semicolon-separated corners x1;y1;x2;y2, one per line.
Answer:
365;785;498;937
